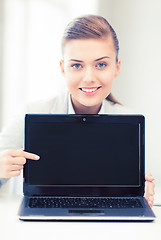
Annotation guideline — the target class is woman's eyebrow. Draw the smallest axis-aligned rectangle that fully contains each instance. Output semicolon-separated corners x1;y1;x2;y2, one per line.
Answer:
95;56;110;61
69;59;83;62
69;56;110;62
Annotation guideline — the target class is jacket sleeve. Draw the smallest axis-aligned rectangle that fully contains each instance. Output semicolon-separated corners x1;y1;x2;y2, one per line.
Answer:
0;108;25;188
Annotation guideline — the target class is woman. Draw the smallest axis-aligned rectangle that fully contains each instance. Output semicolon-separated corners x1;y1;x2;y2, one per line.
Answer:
0;15;154;206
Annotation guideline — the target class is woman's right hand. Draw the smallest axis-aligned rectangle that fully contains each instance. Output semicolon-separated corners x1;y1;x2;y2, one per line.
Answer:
0;149;40;178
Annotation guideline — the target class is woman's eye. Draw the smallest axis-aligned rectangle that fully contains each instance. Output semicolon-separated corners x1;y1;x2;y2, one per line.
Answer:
72;64;82;69
97;63;107;68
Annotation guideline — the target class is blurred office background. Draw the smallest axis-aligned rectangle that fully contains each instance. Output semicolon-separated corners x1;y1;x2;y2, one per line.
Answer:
0;0;161;198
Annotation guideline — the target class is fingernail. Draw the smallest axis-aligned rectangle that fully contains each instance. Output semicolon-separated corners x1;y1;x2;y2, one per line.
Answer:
149;201;153;207
150;176;154;180
35;155;40;160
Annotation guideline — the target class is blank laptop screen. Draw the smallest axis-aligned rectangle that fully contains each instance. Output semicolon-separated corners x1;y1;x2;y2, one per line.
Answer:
25;116;141;187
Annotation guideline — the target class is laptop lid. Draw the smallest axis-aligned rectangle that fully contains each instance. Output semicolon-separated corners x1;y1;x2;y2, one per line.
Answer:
24;114;145;197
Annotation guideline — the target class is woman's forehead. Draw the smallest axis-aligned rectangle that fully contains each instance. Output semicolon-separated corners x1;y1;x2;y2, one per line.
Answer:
63;37;116;61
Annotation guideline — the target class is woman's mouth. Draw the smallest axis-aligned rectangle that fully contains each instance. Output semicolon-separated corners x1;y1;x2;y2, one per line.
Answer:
79;87;101;96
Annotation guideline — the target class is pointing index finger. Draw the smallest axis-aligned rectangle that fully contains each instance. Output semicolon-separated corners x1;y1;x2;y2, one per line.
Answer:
23;151;40;160
12;149;40;160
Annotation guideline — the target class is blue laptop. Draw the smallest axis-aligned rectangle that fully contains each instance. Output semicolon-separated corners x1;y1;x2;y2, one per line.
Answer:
18;114;155;221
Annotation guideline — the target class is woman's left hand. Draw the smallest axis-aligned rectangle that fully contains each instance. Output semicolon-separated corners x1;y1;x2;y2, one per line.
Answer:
144;173;155;207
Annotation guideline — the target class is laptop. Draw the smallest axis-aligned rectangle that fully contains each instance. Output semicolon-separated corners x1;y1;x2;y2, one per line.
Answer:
18;114;155;221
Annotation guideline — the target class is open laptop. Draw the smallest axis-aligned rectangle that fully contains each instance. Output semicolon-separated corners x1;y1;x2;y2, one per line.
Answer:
18;114;155;221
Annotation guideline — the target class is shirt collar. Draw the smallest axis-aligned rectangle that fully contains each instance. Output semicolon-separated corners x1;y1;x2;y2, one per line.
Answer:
67;93;105;114
68;93;76;114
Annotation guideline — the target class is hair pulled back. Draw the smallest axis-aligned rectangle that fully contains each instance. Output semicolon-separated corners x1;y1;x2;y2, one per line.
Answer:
62;15;119;62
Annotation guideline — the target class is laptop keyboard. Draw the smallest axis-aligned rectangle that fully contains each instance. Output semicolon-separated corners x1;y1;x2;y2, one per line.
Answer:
29;197;143;209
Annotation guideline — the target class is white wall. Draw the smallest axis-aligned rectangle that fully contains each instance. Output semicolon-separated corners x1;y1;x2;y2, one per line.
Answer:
98;0;161;188
0;0;4;130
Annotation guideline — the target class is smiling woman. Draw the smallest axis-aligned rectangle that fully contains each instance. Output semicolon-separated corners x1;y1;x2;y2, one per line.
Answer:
0;14;155;206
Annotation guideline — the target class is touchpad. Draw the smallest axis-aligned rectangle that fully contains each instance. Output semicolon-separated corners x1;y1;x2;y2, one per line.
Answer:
68;210;104;215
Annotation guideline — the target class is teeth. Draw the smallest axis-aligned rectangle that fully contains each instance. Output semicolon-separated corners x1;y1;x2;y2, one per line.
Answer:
81;88;98;93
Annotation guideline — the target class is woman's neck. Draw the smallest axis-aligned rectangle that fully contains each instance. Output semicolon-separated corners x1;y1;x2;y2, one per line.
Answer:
71;96;102;114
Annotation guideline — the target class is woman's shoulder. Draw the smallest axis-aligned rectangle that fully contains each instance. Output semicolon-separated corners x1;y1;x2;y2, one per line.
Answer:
103;99;138;114
26;88;68;114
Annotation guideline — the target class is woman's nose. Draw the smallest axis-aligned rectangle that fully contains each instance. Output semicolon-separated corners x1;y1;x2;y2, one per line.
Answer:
82;66;96;83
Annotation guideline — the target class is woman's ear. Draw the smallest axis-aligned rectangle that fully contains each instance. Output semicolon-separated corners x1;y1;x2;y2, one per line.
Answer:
114;58;121;77
60;59;65;76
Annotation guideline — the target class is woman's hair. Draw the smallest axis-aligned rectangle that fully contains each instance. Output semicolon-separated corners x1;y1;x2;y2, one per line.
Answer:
61;15;120;104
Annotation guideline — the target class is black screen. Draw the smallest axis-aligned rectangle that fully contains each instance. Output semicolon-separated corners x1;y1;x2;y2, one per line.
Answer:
25;116;140;186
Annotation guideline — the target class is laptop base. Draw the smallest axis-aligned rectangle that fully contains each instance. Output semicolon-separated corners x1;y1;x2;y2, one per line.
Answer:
18;196;155;221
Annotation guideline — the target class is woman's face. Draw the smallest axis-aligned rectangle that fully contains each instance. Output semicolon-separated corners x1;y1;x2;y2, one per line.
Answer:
60;36;121;114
